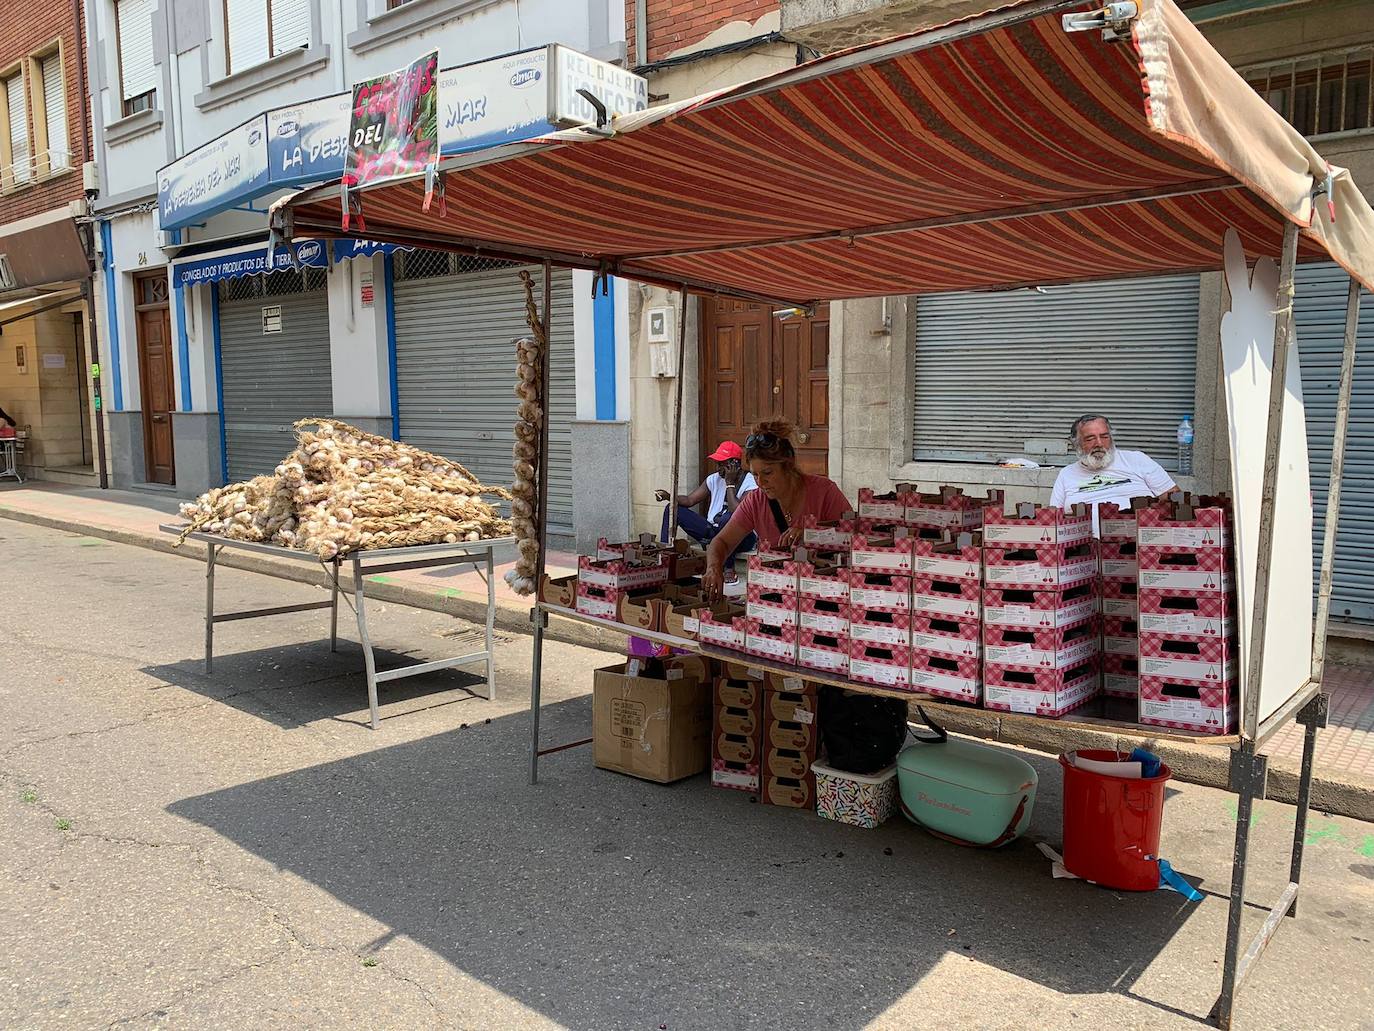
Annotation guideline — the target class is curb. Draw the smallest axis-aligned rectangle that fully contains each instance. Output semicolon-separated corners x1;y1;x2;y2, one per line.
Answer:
3;503;1371;822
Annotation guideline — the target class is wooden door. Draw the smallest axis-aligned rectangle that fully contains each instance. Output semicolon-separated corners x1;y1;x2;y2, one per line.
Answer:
701;299;830;476
135;274;175;484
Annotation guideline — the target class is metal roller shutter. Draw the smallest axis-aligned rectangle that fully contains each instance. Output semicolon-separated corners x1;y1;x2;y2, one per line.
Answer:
218;271;332;482
393;259;576;535
911;275;1200;469
1295;263;1373;626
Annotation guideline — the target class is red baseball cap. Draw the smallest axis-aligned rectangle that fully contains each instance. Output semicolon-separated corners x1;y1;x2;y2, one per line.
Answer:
708;440;743;462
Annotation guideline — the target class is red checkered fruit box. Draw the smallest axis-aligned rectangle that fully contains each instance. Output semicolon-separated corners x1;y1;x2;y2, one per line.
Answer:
1138;676;1235;735
983;620;1098;669
1101;578;1139;617
745;583;799;627
577;553;668;591
795;553;851;600
696;606;748;651
798;628;850;675
711;758;760;793
858;487;909;524
1099;540;1138;580
983;659;1099;718
1102;652;1139;699
801;512;856;551
849;570;912;612
1137;588;1234;637
982;583;1096;628
1138;632;1236;683
910;650;980;703
575;580;626;621
1102;614;1139;656
798;594;848;633
746;551;799;592
912;533;981;582
850;530;916;575
1137;545;1231;592
743;619;799;663
847;605;913;648
847;640;914;690
982;540;1097;588
912;573;981;621
1136;504;1231;549
905;487;1003;530
1098;501;1159;543
910;613;981;659
982;502;1092;546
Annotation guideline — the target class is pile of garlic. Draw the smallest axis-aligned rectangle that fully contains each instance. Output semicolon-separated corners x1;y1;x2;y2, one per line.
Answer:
175;418;511;560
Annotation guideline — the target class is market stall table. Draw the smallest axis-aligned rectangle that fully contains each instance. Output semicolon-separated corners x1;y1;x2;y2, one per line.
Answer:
0;437;22;483
162;526;513;729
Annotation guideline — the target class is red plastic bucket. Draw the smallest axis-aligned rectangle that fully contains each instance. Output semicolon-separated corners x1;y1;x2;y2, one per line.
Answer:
1059;750;1172;891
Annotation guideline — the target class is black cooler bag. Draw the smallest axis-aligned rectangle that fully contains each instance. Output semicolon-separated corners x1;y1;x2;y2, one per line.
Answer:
818;685;908;775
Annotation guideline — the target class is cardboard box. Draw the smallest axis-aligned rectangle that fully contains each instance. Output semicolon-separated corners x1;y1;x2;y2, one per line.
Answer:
1102;615;1138;657
713;730;759;764
912;533;982;582
743;619;799;663
575;581;624;621
593;664;710;783
1138;632;1236;683
766;671;821;695
982;619;1098;669
849;570;913;612
912;574;981;621
858;487;909;523
795;553;851;600
763;745;817;781
850;530;917;576
909;650;980;703
1100;578;1139;618
904;487;1002;530
798;628;850;674
766;690;819;727
618;588;675;632
578;553;668;591
711;758;760;792
982;502;1092;546
696;605;749;651
760;773;814;808
1097;501;1150;543
799;594;848;633
767;716;819;753
1137;588;1234;638
1136;504;1231;549
1102;652;1139;699
664;600;735;640
1138;675;1235;735
801;513;856;551
848;639;914;690
982;540;1097;588
715;702;762;738
746;551;799;592
910;613;981;659
848;605;913;648
982;583;1097;629
1137;545;1231;592
539;573;577;608
983;659;1099;718
745;583;800;627
714;677;763;710
1098;540;1138;580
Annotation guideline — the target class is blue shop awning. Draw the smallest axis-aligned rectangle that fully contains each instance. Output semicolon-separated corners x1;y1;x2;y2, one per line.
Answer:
171;239;411;288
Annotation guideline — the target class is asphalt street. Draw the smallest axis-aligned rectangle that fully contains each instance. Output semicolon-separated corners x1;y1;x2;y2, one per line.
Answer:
2;519;1371;1030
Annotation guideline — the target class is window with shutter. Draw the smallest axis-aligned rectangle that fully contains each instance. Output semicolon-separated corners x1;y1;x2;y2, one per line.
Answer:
271;0;311;55
909;275;1200;472
4;72;31;186
115;0;157;116
40;53;68;173
225;0;270;74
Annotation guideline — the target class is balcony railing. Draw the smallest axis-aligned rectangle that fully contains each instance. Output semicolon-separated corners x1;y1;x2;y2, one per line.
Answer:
0;147;75;191
1243;45;1374;141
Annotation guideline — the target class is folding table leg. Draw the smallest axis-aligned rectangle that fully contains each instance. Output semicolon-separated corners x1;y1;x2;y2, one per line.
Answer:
353;554;380;730
486;549;497;701
1287;694;1327;919
204;544;217;674
329;559;340;653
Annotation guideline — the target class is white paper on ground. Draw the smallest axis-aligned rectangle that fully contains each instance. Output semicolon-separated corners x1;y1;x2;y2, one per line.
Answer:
1036;842;1080;880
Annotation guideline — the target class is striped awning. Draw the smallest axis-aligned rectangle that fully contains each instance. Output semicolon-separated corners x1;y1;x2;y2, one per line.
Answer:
275;0;1374;306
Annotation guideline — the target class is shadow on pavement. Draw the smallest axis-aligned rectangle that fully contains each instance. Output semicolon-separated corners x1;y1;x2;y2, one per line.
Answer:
168;696;1213;1030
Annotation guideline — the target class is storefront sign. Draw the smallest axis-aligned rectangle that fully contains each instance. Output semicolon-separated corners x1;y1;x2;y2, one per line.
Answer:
359;272;374;309
346;51;439;194
172;239;328;288
550;45;649;127
267;92;352;187
439;47;552;155
261;305;283;334
157;116;270;232
330;238;406;262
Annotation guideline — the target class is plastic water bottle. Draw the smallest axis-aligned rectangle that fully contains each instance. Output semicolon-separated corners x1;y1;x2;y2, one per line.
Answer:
1176;415;1194;477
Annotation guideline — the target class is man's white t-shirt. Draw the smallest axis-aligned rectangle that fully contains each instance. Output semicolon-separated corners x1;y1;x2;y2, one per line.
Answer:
1049;449;1175;534
705;472;756;523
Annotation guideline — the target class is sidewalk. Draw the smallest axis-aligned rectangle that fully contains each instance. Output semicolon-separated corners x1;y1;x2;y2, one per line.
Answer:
3;479;1372;820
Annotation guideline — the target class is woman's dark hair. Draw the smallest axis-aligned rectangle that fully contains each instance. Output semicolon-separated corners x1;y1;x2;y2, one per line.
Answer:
745;418;797;463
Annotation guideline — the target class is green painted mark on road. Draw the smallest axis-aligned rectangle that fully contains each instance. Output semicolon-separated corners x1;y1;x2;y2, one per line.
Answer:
1359;835;1374;858
1303;824;1346;847
441;588;463;598
368;576;395;585
1225;799;1264;826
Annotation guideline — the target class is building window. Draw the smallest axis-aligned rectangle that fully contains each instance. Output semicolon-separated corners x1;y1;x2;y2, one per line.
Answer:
386;0;414;9
37;51;70;174
115;0;158;117
224;0;311;75
1244;47;1374;139
2;70;31;188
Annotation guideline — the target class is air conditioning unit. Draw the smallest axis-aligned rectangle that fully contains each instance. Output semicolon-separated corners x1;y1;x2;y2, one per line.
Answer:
156;229;178;250
81;161;99;195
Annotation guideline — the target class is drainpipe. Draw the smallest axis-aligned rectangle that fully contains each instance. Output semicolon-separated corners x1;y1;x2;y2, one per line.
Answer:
635;0;647;66
74;0;109;488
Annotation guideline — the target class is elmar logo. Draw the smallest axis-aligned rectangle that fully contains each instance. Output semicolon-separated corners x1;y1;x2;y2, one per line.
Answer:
248;127;263;145
276;119;299;137
510;68;541;88
296;240;322;262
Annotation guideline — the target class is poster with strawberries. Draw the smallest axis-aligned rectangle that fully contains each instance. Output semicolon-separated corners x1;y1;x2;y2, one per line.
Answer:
342;50;439;228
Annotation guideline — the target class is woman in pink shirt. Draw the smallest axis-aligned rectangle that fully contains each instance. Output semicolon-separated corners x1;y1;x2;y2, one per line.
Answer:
701;419;851;598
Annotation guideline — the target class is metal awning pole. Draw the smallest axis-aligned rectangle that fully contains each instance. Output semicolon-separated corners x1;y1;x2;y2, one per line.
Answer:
1311;278;1361;684
529;260;554;785
666;285;689;541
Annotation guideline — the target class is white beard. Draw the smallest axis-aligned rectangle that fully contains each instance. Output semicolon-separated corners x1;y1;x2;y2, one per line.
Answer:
1078;447;1116;473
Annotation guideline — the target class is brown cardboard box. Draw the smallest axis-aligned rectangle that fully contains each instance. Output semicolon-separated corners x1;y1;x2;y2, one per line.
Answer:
767;718;818;753
761;774;814;808
762;745;815;781
715;731;759;764
667;655;713;684
716;704;762;738
593;664;710;784
539;573;577;608
714;678;763;710
766;689;817;726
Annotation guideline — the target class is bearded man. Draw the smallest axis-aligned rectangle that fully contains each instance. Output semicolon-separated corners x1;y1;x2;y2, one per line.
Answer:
1049;414;1176;534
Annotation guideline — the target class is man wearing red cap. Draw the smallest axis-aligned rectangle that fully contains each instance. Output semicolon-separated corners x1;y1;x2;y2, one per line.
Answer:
656;439;756;558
